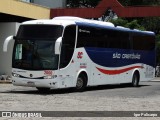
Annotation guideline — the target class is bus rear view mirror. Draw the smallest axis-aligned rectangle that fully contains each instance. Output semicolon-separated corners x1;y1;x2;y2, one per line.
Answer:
3;36;15;52
55;37;62;55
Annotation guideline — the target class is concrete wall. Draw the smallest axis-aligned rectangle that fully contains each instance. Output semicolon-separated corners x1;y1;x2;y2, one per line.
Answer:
0;23;20;75
33;0;66;8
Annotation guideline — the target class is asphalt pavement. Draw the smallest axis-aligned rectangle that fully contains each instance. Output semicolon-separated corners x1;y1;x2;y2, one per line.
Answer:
1;78;160;119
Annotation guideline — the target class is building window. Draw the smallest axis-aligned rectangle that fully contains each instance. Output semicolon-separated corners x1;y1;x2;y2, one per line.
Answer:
21;0;33;3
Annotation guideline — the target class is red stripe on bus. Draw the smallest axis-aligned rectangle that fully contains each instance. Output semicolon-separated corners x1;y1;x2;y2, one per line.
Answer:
96;66;143;75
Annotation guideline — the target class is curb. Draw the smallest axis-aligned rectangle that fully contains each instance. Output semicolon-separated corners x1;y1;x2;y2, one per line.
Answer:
0;80;12;84
150;77;160;82
151;80;160;82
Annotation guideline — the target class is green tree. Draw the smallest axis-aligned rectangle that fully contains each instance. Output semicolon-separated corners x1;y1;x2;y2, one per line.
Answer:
109;18;128;26
66;0;101;8
125;20;145;30
142;17;160;34
110;18;145;30
118;0;160;6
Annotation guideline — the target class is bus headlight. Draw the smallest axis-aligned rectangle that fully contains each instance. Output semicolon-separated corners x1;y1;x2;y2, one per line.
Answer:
12;73;20;77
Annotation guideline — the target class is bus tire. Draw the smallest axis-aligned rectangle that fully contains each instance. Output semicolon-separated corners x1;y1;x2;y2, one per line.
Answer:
132;71;140;87
36;87;50;92
75;74;87;92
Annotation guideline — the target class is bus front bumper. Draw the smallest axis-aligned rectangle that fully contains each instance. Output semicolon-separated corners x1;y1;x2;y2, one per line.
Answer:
12;77;59;88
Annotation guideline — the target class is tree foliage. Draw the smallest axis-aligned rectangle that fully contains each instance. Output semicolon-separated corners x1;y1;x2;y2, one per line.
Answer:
110;18;128;26
118;0;160;6
67;0;160;8
142;17;160;34
66;0;101;8
110;18;145;30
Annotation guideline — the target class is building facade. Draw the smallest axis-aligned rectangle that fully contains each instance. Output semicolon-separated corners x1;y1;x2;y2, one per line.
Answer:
21;0;66;8
33;0;66;8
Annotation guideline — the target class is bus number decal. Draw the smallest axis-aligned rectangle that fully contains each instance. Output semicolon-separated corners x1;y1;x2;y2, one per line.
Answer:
44;70;53;76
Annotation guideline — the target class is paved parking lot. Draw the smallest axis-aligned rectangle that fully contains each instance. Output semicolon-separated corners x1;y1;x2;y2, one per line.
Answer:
0;79;160;119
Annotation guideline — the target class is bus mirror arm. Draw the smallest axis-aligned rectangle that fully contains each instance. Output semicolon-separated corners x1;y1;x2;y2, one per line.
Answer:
3;35;15;52
55;37;62;55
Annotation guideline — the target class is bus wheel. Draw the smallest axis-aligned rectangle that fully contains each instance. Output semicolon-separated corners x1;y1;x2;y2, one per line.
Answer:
76;74;87;92
36;87;50;92
132;72;140;87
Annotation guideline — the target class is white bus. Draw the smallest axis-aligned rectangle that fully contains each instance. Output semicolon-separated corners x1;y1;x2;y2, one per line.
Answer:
3;17;156;92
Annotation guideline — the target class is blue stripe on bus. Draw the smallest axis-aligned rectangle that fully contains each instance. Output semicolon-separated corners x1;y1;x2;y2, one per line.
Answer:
85;47;155;68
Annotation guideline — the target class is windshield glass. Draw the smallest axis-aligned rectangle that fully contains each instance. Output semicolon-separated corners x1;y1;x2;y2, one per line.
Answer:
13;25;63;70
17;25;63;40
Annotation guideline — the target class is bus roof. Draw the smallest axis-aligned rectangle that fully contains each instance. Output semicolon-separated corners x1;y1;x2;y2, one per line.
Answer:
22;16;155;36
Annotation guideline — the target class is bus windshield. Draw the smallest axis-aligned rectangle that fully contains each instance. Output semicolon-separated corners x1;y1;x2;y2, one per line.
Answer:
12;25;63;70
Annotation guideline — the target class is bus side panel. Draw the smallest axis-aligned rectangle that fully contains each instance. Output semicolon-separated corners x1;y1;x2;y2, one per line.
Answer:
84;48;155;85
73;48;93;86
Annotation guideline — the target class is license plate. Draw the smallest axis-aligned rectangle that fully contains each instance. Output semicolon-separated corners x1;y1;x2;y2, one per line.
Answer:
27;82;35;87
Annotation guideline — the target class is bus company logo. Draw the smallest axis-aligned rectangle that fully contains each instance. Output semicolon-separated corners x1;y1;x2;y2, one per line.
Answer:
44;70;53;76
79;29;90;33
77;52;83;59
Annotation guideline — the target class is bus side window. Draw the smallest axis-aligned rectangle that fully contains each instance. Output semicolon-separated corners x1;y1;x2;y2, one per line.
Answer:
120;31;130;49
15;44;22;60
107;30;120;49
132;33;155;51
77;26;97;48
60;25;76;68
